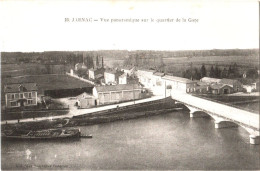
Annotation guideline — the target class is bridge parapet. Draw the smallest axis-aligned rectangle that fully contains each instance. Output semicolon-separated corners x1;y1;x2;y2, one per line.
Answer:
173;93;260;145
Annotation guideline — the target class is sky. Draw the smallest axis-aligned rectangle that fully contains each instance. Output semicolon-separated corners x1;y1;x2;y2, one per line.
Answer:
0;0;259;52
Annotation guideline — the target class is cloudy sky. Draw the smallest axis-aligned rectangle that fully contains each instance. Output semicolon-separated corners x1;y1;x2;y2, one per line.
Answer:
0;0;258;52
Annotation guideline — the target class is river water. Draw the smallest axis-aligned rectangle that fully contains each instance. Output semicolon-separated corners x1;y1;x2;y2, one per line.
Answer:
2;111;260;170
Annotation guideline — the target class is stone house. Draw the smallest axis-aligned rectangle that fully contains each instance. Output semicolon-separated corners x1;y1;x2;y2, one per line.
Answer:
4;83;38;108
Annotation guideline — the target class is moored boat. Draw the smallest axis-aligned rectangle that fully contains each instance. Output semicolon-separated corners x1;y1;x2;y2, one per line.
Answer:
2;128;81;140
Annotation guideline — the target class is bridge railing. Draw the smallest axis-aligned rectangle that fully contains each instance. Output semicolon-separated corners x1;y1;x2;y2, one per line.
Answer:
191;94;258;114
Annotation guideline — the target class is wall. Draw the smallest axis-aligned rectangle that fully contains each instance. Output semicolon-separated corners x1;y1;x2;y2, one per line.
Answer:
5;91;37;108
97;89;142;105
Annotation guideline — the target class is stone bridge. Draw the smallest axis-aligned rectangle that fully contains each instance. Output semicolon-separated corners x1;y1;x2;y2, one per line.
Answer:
171;92;259;145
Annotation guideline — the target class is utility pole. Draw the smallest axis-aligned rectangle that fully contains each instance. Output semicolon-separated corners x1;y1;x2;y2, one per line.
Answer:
133;84;135;105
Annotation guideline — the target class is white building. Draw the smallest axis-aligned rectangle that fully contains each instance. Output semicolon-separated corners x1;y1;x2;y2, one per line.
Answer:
136;69;156;88
104;69;124;85
162;75;197;93
121;66;136;76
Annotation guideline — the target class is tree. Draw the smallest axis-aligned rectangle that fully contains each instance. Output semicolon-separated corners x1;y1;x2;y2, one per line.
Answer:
228;65;232;78
200;64;207;78
96;55;99;67
215;65;221;78
209;65;215;78
247;68;258;79
233;63;239;78
221;68;228;78
194;68;201;80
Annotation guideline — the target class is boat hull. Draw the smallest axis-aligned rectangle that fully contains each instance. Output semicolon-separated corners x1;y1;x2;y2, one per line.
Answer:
1;128;81;140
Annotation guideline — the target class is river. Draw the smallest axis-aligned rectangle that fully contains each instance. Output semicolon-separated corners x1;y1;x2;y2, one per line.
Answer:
2;110;260;170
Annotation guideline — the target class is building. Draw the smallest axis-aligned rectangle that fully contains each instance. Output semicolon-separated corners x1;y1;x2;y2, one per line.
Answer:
152;72;165;87
118;73;139;85
136;69;156;88
88;68;105;80
252;81;259;91
243;85;253;93
210;84;234;95
200;77;221;84
76;92;96;108
162;75;197;93
219;78;243;92
104;69;124;85
75;63;87;71
119;73;127;84
121;66;136;76
4;83;38;108
93;84;143;105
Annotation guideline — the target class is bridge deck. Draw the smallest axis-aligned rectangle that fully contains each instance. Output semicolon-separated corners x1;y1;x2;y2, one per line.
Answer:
172;92;259;130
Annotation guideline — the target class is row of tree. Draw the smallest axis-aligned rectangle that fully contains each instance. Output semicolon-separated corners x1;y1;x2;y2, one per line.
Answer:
182;63;258;80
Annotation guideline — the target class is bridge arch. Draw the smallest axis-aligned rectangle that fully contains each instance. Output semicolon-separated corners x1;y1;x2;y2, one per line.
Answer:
179;103;260;144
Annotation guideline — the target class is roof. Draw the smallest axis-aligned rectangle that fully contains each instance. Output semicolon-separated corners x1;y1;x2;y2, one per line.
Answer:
95;84;142;92
162;75;194;84
201;77;221;83
96;74;104;79
219;79;240;85
4;83;38;93
153;72;165;77
75;63;87;69
119;73;127;78
122;66;135;70
195;85;208;89
210;84;232;89
137;69;156;73
105;69;124;76
77;92;94;99
196;81;208;86
89;67;105;72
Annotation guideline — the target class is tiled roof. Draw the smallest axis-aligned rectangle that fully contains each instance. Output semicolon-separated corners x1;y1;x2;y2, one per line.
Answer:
4;83;38;93
95;84;142;92
162;75;194;83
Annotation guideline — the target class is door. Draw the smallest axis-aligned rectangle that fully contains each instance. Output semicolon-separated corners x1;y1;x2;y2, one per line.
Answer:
224;89;229;94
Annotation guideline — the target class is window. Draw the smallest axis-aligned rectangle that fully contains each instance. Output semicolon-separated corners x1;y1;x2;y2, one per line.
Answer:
28;92;32;98
11;94;15;100
20;93;24;99
10;101;17;106
27;99;33;105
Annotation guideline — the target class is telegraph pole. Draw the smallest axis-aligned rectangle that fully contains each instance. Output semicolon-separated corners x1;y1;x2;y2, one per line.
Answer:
133;84;135;104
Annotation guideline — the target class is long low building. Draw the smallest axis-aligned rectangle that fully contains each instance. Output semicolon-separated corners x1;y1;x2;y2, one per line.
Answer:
162;75;197;93
93;84;143;105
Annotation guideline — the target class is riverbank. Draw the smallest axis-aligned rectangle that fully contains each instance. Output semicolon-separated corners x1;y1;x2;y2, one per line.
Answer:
1;97;182;130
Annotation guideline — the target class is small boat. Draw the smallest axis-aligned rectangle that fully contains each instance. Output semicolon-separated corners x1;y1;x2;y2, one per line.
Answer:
2;128;81;140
